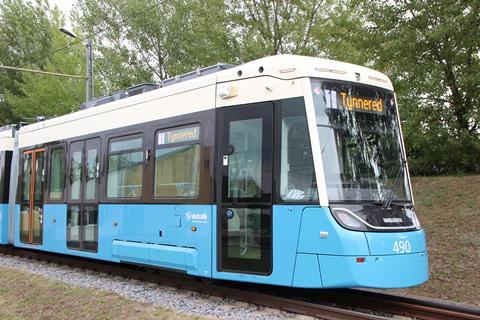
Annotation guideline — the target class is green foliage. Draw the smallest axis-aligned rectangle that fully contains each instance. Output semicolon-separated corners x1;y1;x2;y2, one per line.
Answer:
0;0;53;123
227;0;325;58
77;0;237;94
1;0;478;175
0;0;84;123
356;0;480;174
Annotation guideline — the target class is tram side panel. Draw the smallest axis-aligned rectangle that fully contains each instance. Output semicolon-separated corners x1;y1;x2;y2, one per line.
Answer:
12;203;213;278
12;107;216;277
0;150;12;244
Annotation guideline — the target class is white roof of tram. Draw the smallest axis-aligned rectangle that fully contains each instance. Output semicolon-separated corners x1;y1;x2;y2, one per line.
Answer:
17;55;393;148
0;127;15;151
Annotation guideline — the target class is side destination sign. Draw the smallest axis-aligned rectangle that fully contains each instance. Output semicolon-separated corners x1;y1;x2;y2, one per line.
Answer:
158;125;200;145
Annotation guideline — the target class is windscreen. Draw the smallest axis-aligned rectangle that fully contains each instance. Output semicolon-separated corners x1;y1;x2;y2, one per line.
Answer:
311;79;412;203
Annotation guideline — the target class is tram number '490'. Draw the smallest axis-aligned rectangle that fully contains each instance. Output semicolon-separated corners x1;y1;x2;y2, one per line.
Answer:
393;240;411;254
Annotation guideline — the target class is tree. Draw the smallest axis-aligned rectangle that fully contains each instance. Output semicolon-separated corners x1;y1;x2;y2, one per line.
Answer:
226;0;325;59
356;0;480;174
0;0;86;123
0;0;54;124
77;0;236;95
5;19;85;119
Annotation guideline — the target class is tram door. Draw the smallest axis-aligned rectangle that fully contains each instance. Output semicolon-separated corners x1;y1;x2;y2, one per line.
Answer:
20;148;45;244
67;138;100;252
217;103;274;274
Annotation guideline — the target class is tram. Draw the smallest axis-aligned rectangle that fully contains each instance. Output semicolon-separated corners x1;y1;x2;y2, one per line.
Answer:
0;55;428;288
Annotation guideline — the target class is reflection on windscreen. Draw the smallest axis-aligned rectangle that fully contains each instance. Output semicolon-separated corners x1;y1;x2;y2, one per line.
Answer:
312;79;411;202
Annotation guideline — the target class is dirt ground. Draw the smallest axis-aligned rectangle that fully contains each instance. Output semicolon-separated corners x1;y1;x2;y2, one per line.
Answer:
0;267;203;320
391;175;480;306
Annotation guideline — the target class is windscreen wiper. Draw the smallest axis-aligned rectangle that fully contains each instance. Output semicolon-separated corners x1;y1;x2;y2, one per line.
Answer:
382;158;407;208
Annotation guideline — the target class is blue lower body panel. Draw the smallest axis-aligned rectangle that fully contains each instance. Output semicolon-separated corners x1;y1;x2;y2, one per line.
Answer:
9;203;429;289
112;240;198;272
290;251;428;288
292;253;323;288
0;203;8;244
13;204;212;277
318;252;428;288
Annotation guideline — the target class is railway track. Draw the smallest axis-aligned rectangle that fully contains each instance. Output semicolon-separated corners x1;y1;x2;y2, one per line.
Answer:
310;289;480;320
1;246;479;320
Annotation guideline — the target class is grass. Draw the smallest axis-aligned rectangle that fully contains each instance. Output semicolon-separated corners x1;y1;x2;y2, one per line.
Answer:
392;175;480;306
0;267;203;320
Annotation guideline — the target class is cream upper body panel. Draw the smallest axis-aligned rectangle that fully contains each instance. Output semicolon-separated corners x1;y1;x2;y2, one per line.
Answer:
18;76;216;148
18;54;393;149
0;128;14;151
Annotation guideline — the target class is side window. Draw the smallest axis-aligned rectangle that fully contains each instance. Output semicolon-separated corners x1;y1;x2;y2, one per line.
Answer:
154;125;201;198
279;99;318;202
48;147;65;200
107;135;143;198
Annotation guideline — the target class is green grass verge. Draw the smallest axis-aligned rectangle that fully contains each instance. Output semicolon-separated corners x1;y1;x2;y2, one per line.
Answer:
394;175;480;305
0;267;204;320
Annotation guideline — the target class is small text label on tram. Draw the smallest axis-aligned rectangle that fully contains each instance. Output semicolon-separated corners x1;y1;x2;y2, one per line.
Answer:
185;211;208;224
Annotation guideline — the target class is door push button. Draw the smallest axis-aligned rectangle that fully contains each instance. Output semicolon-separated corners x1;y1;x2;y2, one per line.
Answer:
223;155;229;166
225;209;234;219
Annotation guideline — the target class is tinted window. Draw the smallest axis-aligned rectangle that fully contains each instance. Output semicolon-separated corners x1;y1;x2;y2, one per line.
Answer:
279;98;318;202
48;148;65;200
107;135;143;198
154;125;201;198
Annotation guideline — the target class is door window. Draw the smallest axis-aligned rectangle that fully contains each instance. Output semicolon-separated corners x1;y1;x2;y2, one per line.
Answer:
69;143;82;201
227;119;263;199
85;144;99;200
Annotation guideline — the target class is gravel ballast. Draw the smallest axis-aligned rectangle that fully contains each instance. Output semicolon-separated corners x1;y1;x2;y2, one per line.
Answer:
0;253;299;320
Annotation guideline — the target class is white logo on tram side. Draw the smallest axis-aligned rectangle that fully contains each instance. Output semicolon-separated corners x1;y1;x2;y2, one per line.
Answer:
185;211;208;224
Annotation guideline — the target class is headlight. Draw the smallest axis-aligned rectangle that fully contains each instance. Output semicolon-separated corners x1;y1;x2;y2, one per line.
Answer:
331;208;369;231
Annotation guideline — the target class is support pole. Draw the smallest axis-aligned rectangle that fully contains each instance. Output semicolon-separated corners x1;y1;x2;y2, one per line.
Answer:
85;39;94;101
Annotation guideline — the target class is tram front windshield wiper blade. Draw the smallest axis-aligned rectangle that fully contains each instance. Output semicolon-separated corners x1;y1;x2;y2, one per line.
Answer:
382;158;407;209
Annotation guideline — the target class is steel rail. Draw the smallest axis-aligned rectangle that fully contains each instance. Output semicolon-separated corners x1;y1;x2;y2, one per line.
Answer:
334;289;480;320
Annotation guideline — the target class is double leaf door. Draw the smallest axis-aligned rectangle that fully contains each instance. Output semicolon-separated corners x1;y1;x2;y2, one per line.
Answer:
20;148;45;244
67;138;100;252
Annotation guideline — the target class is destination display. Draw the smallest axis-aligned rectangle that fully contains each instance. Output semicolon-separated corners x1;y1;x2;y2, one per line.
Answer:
339;92;383;114
158;125;200;145
314;83;388;115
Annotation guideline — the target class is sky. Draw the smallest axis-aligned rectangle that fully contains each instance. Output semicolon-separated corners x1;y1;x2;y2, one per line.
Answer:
50;0;75;27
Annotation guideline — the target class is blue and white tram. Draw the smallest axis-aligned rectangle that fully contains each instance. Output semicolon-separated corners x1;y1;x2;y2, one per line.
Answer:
0;126;14;245
1;55;428;288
